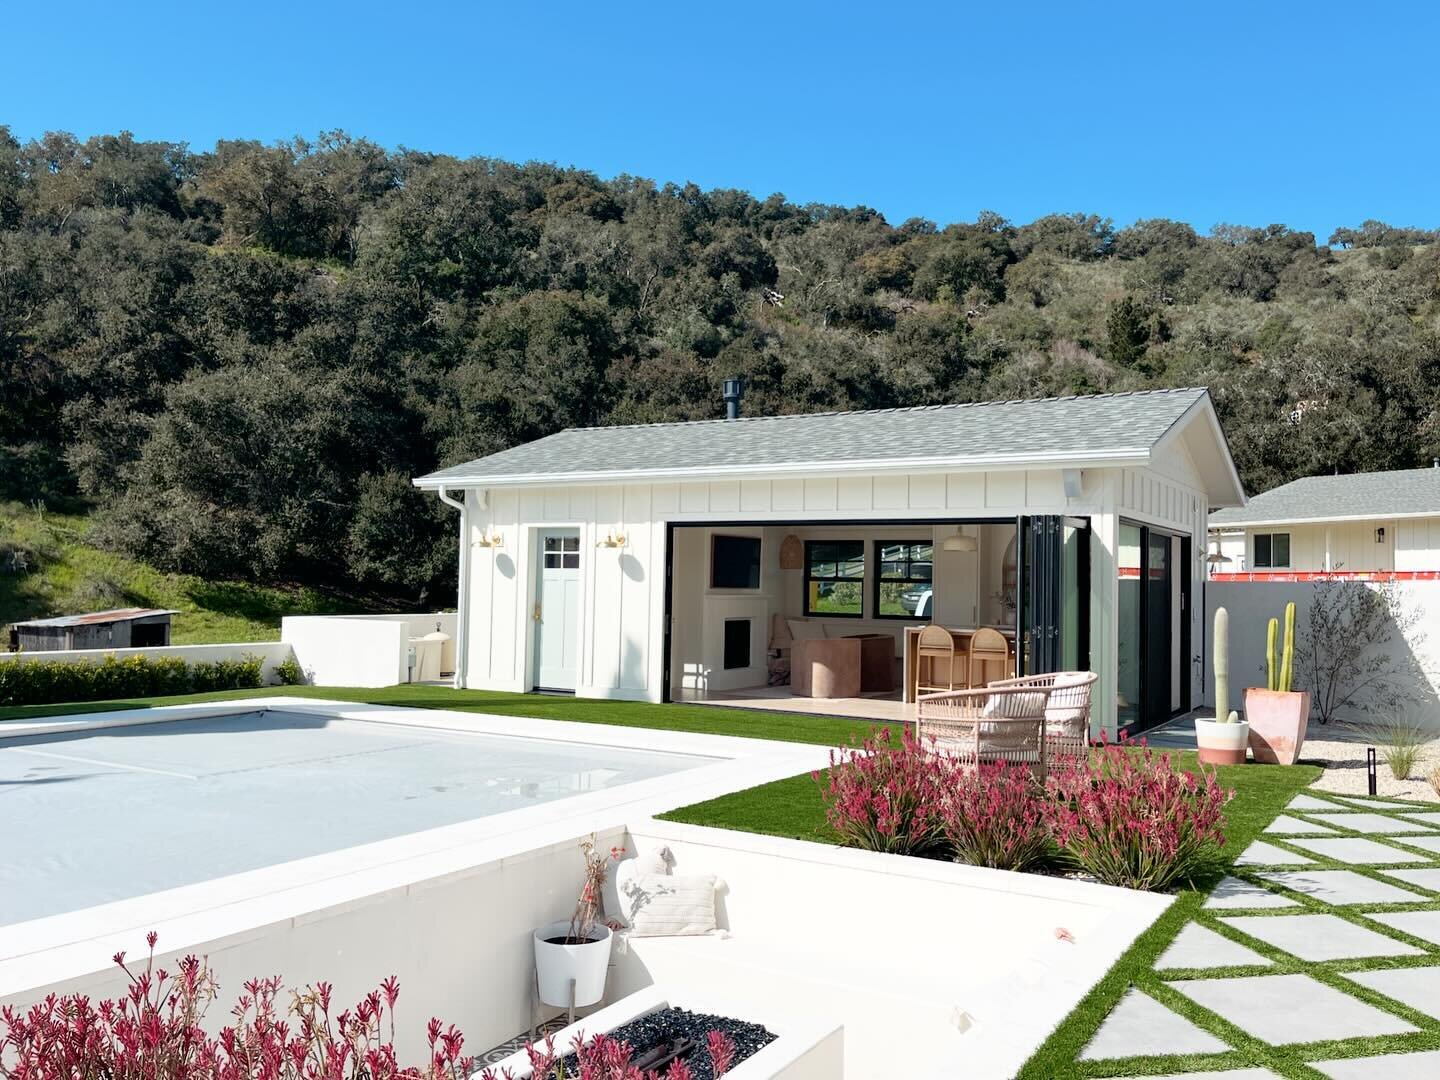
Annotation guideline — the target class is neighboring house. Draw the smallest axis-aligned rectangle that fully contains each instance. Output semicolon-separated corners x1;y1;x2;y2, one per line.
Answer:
413;387;1244;737
1209;464;1440;581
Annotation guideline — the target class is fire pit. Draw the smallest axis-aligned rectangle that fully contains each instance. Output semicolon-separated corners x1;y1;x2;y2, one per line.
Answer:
556;1006;774;1079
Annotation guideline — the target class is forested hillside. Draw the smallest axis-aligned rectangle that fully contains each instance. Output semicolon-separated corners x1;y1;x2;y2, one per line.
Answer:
3;129;1439;603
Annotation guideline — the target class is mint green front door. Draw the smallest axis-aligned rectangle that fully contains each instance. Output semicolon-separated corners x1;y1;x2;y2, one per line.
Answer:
533;530;581;691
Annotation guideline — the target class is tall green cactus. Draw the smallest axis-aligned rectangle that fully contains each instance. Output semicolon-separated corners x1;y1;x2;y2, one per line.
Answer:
1214;606;1232;721
1263;602;1298;693
1266;617;1279;691
1278;601;1296;693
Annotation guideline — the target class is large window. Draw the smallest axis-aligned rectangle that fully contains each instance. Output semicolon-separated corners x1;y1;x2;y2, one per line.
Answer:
874;542;933;618
1253;532;1290;569
804;541;865;617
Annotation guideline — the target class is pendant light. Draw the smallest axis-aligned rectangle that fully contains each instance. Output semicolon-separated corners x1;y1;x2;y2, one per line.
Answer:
942;527;977;552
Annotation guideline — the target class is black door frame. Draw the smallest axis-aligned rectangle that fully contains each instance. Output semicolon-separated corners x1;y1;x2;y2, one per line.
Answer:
1124;520;1193;734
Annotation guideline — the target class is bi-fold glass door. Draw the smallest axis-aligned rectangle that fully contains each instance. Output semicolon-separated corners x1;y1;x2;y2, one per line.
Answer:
1018;516;1090;676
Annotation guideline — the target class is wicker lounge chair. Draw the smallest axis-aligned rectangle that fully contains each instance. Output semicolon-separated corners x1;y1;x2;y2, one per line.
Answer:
916;681;1054;776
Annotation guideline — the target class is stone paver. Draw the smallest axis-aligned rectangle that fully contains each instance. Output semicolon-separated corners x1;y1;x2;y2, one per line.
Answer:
1079;988;1230;1060
1235;840;1315;866
1368;910;1440;947
1156;924;1272;970
1390;834;1440;854
1257;869;1427;905
1312;1049;1440;1079
1400;811;1440;827
1382;867;1440;892
1171;973;1419;1045
1218;913;1423;961
1264;815;1336;835
1335;797;1424;811
1286;837;1429;864
1204;876;1301;910
1323;812;1438;835
1290;793;1345;811
1344;966;1440;1019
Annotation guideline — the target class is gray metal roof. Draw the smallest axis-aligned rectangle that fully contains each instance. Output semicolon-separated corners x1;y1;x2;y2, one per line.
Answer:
1210;467;1440;526
416;388;1214;488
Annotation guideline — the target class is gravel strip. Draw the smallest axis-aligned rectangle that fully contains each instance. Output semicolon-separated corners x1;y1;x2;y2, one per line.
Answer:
1302;731;1440;803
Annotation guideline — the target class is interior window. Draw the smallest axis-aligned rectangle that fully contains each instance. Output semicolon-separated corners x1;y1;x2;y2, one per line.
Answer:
1253;532;1290;569
874;542;934;618
804;540;865;617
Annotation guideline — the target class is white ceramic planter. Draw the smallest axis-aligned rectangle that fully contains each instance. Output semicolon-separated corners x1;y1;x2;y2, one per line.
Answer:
1195;718;1250;766
534;921;613;1007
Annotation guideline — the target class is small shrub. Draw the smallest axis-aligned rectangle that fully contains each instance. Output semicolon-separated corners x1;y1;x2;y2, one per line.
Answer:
813;728;948;856
0;932;472;1079
1429;763;1440;797
1046;743;1231;891
0;651;263;707
938;759;1054;872
1374;718;1429;780
274;652;306;685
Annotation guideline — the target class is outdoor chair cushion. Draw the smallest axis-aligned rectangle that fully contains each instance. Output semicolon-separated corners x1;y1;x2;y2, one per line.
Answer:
979;691;1047;719
617;872;719;937
1045;671;1091;732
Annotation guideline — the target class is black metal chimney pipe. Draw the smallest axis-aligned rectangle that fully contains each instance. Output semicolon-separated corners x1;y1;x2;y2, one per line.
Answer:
722;376;745;419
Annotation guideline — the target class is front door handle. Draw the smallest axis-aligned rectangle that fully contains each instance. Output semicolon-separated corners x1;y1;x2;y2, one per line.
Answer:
532;602;542;623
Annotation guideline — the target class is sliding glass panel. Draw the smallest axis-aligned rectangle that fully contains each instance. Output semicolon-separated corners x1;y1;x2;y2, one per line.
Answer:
1116;523;1142;734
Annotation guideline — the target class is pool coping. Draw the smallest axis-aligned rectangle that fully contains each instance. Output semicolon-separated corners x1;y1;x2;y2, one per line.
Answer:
0;697;829;995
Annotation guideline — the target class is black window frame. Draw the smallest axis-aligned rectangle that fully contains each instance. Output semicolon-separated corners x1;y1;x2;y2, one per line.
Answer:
802;540;866;618
871;540;935;620
1253;531;1291;569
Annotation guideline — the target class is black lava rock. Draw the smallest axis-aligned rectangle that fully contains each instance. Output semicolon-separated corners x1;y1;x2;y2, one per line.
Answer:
557;1005;775;1079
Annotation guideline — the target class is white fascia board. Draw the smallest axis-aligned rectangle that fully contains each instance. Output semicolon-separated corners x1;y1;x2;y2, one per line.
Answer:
1206;511;1440;529
412;448;1153;490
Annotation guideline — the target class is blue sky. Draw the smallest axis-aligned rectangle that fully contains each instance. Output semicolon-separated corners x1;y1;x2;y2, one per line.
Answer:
6;1;1437;239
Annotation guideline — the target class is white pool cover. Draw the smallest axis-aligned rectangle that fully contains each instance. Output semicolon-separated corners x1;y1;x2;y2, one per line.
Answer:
0;709;710;926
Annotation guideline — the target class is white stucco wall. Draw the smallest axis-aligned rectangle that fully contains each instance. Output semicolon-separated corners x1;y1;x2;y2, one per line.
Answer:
1204;580;1440;718
280;613;457;687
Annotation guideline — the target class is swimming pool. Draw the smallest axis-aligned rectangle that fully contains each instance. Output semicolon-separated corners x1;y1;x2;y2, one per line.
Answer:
0;707;712;925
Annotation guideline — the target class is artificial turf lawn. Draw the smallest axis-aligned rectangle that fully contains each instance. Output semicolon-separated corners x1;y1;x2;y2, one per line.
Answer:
0;683;882;746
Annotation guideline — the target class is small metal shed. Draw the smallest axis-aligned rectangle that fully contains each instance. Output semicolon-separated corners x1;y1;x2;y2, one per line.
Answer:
7;608;178;652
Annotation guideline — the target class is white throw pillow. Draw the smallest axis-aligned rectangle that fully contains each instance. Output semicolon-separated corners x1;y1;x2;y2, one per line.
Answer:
617;872;718;937
787;619;826;641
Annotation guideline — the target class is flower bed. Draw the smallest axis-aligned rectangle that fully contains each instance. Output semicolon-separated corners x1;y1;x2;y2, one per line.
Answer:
0;933;471;1078
815;730;1232;891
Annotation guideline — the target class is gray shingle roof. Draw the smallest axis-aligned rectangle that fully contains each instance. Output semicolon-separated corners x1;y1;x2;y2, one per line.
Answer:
1210;467;1440;526
415;388;1212;487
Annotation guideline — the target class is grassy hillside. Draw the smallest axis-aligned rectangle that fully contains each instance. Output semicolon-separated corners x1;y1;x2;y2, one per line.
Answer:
0;503;359;644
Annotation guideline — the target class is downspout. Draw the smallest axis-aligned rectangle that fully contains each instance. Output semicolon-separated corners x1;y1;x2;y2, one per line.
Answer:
436;486;470;690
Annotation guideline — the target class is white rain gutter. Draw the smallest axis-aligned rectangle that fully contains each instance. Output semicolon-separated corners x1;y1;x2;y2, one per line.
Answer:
435;486;469;690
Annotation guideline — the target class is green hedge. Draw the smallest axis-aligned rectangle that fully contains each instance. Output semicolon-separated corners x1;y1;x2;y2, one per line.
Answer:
0;652;265;707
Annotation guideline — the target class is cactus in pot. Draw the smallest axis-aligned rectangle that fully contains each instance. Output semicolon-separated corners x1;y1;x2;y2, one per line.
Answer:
1197;606;1248;763
1215;606;1231;720
1247;600;1307;764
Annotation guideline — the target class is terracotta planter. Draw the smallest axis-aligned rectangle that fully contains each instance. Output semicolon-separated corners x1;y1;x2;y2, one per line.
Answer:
1195;718;1250;766
1243;688;1310;765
